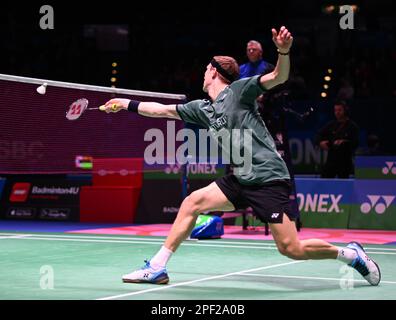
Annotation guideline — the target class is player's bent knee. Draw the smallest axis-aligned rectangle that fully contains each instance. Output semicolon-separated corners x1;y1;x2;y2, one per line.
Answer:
185;191;206;214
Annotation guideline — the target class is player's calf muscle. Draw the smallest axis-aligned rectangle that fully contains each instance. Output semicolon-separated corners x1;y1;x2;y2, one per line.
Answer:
276;239;305;259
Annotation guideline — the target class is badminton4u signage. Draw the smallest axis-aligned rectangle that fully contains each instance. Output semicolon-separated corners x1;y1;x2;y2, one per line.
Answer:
9;184;80;202
9;182;31;202
0;177;86;221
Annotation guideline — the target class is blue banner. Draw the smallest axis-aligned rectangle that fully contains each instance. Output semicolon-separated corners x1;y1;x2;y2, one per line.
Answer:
295;178;354;228
355;156;396;179
288;131;324;174
0;178;5;202
349;180;396;230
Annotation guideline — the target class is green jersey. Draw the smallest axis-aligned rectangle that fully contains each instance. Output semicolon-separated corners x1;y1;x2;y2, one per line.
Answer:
176;75;290;185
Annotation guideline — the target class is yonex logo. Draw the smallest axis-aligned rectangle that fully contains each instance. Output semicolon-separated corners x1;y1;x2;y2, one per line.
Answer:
165;164;181;174
70;104;82;116
360;195;395;214
382;162;396;175
271;213;280;219
297;193;342;213
164;164;217;175
143;273;149;279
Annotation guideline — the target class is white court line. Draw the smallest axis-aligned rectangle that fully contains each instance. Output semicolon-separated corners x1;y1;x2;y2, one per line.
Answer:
0;233;167;242
0;232;396;254
1;232;395;251
0;234;32;240
96;260;305;300
241;273;396;285
0;232;278;247
1;236;276;250
1;233;396;254
366;251;396;255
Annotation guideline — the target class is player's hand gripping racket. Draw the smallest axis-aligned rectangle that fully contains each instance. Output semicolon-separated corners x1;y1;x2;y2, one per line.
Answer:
65;98;118;120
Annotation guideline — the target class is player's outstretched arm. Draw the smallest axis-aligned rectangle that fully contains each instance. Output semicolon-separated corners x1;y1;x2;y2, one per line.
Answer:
103;98;181;120
260;26;293;90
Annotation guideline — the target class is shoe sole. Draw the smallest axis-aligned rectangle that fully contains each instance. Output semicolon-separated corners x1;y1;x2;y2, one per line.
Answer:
370;260;381;286
349;241;381;286
122;277;169;285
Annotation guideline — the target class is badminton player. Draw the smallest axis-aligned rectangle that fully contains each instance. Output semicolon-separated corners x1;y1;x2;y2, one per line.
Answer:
103;27;380;286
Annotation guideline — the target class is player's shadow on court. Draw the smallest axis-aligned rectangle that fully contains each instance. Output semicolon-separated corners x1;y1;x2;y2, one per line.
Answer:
173;271;368;292
227;274;368;292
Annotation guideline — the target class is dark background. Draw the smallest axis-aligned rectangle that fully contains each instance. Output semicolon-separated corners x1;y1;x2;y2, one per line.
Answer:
1;0;396;156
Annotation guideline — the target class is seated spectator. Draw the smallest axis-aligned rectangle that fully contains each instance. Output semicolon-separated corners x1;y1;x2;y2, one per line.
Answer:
337;78;354;101
356;134;384;156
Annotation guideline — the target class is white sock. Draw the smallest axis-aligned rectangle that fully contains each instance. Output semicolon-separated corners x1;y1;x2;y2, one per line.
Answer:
337;247;357;264
150;246;173;269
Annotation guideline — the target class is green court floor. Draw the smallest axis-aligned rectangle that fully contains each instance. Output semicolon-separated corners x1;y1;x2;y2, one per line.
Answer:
0;232;395;300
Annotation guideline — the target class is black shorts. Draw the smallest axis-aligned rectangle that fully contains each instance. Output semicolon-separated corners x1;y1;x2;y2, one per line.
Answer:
215;175;295;224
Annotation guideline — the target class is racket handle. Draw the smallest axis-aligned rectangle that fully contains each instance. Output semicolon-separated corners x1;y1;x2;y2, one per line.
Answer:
99;104;117;111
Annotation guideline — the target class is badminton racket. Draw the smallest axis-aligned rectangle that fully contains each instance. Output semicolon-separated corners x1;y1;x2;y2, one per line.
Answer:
65;98;117;120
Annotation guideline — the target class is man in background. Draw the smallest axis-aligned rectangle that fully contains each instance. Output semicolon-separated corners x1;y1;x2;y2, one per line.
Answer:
240;40;301;231
239;40;274;79
316;101;359;178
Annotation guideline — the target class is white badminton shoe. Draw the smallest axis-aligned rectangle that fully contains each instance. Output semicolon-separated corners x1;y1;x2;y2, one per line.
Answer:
122;260;169;284
347;241;381;286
